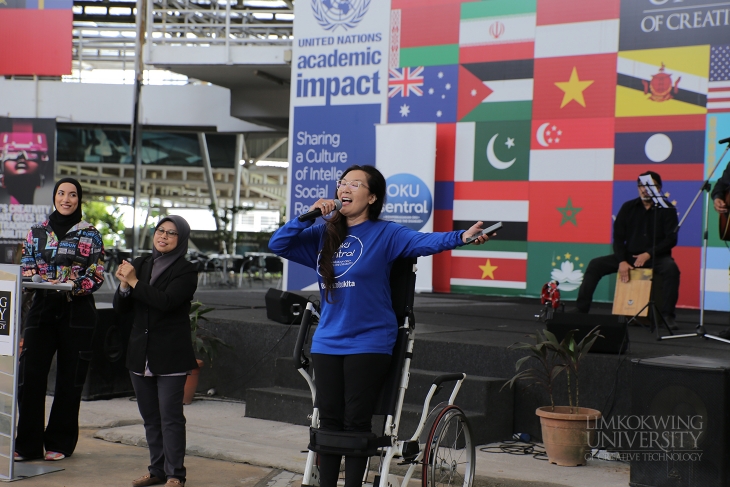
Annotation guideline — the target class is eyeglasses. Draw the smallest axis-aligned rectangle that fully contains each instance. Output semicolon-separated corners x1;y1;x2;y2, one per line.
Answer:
336;179;369;191
155;228;179;238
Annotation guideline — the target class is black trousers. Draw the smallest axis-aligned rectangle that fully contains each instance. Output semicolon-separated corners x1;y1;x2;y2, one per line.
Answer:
16;292;97;458
312;353;391;487
576;254;680;317
130;373;188;482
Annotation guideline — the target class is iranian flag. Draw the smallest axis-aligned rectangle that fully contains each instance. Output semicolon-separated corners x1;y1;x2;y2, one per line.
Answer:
459;0;536;63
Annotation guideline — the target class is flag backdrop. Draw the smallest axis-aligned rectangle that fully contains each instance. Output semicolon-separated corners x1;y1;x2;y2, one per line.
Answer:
287;0;730;311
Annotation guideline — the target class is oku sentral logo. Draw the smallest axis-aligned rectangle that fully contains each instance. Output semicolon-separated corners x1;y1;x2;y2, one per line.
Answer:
381;174;432;231
312;0;371;32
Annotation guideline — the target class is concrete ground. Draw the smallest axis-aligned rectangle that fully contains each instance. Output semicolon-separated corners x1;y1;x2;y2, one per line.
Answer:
12;395;630;487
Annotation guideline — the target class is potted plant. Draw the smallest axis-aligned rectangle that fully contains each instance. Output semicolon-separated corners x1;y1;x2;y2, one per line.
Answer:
503;327;603;466
185;301;228;404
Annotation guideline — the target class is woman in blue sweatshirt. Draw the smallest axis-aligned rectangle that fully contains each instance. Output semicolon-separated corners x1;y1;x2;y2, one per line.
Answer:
269;165;490;487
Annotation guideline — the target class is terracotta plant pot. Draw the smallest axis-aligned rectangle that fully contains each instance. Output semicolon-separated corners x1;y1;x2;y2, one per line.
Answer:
536;406;602;466
183;359;204;405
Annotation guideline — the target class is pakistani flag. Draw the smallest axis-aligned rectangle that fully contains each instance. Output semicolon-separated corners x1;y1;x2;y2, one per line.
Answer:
455;120;531;181
526;242;613;301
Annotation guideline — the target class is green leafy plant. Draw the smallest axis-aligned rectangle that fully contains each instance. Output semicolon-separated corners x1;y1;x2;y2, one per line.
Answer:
189;301;228;364
503;326;602;411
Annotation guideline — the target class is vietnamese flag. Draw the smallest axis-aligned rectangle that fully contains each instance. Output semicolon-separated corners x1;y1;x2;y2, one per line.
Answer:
528;181;613;244
530;118;614;150
532;54;617;120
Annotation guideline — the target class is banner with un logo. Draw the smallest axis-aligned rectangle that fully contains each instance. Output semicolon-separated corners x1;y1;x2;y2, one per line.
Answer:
285;0;390;291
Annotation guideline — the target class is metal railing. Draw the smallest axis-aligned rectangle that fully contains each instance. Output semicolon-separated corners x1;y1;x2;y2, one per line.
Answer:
73;0;293;68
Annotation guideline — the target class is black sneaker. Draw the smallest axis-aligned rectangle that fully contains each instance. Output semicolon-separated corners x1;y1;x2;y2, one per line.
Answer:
718;328;730;339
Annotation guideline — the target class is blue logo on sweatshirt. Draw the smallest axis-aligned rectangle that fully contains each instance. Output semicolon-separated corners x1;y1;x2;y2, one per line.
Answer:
381;173;432;231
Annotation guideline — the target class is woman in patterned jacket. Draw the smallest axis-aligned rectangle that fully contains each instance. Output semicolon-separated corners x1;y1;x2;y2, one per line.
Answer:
15;177;105;462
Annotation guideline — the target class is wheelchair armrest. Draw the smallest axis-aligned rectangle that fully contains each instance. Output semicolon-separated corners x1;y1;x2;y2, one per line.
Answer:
293;302;318;370
432;373;465;387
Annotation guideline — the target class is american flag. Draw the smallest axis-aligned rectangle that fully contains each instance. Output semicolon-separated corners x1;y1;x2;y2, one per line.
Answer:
709;44;730;113
388;67;424;98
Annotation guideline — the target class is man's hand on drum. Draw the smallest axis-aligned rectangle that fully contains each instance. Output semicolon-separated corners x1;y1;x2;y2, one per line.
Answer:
618;261;633;283
461;221;493;245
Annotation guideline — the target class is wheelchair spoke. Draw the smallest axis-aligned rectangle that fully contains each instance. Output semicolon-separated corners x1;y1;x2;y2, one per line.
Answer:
423;407;474;487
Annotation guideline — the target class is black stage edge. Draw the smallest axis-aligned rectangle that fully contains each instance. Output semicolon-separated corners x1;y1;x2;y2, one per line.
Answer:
93;288;730;443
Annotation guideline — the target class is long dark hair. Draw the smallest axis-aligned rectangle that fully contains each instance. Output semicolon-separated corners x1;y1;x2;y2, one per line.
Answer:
319;165;386;302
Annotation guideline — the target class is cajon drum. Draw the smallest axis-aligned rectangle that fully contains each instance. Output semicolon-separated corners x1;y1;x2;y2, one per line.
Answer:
612;268;652;317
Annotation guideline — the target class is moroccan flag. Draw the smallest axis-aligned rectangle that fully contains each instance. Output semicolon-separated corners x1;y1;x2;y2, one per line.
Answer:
534;19;619;59
531;118;614;150
458;0;536;63
459;59;533;122
528;182;613;244
526;242;613;301
533;54;617;120
454;121;531;181
536;0;619;25
450;248;527;296
709;45;730;114
616;46;709;118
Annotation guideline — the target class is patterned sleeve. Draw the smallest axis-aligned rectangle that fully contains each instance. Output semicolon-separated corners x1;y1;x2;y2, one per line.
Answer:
20;228;38;278
69;227;106;296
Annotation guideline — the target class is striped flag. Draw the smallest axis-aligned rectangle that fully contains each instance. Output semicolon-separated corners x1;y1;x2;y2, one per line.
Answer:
458;59;533;122
458;0;536;63
709;45;730;113
450;248;527;295
534;19;619;59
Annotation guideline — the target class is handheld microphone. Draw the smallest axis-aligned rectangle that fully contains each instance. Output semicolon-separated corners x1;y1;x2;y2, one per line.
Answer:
298;199;342;222
719;137;730;145
31;275;43;283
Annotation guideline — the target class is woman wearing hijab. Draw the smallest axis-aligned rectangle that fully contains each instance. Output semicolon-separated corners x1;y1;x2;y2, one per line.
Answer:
16;178;105;461
114;215;198;487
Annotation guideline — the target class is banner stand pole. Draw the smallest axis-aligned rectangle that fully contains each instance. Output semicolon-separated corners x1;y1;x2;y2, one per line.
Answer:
0;266;62;482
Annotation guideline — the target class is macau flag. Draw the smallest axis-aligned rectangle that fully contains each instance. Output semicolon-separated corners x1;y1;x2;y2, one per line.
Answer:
455;121;531;181
526;242;613;301
616;46;709;118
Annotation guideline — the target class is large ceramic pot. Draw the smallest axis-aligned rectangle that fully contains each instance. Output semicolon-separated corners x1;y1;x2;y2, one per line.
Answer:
183;359;205;405
536;406;601;466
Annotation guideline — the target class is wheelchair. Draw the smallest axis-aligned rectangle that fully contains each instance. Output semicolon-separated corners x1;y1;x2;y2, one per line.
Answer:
293;258;475;487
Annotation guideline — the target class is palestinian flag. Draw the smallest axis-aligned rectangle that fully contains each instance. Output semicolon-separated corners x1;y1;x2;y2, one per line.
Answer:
458;59;533;122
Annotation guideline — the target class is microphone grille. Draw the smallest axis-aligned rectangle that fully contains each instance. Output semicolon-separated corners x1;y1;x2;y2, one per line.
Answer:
334;199;343;211
32;274;43;283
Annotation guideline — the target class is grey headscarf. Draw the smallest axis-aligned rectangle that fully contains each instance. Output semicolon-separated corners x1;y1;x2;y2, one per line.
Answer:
150;215;191;285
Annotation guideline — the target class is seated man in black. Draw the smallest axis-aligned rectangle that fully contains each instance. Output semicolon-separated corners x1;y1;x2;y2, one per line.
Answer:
574;171;680;327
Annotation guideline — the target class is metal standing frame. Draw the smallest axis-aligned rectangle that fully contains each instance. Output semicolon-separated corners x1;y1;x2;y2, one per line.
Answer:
293;258;475;487
659;140;730;343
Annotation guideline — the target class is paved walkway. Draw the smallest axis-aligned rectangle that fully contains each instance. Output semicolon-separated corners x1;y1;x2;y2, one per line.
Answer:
18;396;631;487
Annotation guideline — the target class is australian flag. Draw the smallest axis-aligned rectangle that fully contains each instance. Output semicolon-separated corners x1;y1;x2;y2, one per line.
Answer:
387;65;458;123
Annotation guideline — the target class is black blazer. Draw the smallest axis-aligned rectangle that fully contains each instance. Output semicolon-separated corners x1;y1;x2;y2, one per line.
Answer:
113;255;199;375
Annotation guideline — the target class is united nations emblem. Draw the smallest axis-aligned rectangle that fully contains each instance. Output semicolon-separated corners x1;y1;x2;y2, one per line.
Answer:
311;0;371;32
642;63;681;103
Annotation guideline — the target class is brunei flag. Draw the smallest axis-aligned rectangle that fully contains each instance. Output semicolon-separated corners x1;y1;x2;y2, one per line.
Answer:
452;181;529;253
616;46;709;118
458;0;536;63
458;59;533;122
455;121;531;181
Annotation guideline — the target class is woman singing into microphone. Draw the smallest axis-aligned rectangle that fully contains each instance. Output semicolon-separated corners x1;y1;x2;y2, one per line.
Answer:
16;178;105;462
268;165;491;487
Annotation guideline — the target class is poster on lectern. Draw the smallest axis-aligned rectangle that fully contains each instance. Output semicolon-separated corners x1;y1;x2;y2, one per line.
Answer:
0;266;20;357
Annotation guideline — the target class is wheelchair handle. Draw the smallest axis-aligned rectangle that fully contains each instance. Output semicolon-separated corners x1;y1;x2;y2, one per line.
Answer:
293;302;317;370
432;373;466;387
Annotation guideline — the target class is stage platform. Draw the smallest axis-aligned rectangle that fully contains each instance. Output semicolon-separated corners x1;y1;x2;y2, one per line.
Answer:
96;286;730;442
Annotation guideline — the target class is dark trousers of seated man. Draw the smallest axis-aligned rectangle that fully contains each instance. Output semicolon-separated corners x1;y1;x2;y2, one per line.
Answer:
576;254;680;318
312;353;391;487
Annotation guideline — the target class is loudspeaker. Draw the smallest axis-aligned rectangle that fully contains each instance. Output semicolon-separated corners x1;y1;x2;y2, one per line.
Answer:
546;313;628;354
630;355;730;487
265;288;311;324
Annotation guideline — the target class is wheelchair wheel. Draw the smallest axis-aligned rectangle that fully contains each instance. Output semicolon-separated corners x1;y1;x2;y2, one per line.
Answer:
422;405;474;487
